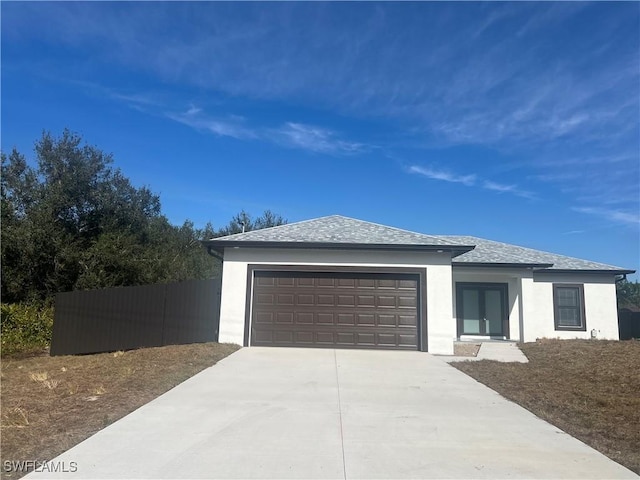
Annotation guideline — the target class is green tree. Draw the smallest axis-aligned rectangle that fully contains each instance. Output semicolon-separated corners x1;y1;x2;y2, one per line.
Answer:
1;130;213;301
216;209;286;236
1;130;285;302
617;278;640;309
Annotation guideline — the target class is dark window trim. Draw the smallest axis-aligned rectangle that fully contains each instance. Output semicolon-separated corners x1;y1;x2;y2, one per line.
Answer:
455;282;510;338
244;264;428;351
553;283;587;331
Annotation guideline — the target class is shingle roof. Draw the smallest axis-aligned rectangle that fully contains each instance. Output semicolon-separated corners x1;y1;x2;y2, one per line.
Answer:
441;235;630;272
206;215;634;273
210;215;464;247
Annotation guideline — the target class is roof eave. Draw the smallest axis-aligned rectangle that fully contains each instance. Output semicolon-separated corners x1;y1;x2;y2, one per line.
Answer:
202;240;475;257
453;262;554;269
533;268;636;275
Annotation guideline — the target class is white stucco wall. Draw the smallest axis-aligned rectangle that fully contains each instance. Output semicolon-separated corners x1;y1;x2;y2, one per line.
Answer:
217;248;456;354
526;273;619;341
451;268;620;342
219;249;620;353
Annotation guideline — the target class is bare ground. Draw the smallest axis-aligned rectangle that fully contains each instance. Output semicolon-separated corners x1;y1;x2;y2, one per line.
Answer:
453;342;481;357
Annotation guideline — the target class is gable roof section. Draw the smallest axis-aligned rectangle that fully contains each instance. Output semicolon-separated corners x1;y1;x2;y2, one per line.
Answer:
205;215;474;256
441;235;633;273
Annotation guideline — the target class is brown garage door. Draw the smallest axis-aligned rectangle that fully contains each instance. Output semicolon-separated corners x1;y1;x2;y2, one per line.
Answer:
251;270;419;349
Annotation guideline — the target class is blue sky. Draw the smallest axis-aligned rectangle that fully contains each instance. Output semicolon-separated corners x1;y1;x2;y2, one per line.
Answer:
2;2;639;276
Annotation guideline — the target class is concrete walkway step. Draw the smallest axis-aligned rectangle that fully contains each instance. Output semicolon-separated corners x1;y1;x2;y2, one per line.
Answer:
477;342;529;363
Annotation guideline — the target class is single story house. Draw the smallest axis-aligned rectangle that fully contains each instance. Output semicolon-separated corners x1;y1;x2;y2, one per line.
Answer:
203;215;634;355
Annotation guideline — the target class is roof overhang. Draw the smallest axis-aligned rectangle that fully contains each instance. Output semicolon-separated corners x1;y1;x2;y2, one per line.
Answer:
452;262;635;275
202;240;475;258
533;268;636;275
452;262;554;269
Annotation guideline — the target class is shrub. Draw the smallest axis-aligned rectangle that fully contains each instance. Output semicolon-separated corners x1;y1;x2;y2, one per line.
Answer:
1;303;54;356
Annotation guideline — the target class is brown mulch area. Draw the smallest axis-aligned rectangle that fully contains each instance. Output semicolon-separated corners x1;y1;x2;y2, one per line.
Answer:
452;339;640;474
453;343;480;357
1;342;240;479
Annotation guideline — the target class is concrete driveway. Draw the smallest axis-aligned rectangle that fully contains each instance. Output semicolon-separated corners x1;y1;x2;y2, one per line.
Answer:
27;348;636;479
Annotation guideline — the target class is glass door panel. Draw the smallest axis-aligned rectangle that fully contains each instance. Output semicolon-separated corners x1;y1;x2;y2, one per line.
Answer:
457;284;507;337
484;289;504;336
462;289;481;334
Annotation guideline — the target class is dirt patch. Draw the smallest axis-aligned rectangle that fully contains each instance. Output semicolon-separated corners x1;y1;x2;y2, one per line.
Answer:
1;342;240;479
452;339;640;474
453;343;481;357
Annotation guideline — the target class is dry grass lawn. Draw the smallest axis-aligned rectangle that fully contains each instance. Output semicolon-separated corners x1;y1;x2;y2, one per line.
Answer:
453;339;640;474
1;342;240;479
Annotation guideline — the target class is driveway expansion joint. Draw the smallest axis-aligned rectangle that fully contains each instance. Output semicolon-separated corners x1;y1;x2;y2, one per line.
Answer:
334;349;347;480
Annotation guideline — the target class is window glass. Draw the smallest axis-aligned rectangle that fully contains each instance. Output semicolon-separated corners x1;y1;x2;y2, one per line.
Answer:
557;288;578;307
554;285;584;330
558;308;579;326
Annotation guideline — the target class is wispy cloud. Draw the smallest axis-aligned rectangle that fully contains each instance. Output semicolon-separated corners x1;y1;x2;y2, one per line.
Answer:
167;108;256;140
408;165;536;200
572;207;640;227
482;181;534;199
273;123;367;155
408;165;476;186
165;106;368;155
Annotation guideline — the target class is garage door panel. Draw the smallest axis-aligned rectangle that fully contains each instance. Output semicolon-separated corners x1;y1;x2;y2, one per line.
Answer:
377;279;397;289
358;278;376;289
317;313;334;324
255;312;274;324
378;314;396;326
274;331;294;343
356;332;376;345
377;333;397;346
377;296;397;307
399;314;418;326
297;277;315;287
337;313;355;325
337;295;356;306
357;295;375;307
255;293;275;305
316;332;334;344
399;334;418;345
275;312;294;324
318;278;336;287
255;276;276;287
296;312;314;324
277;277;295;287
251;271;419;350
296;294;314;306
253;330;273;343
356;313;375;325
336;332;356;344
276;294;294;305
337;278;356;288
399;296;417;308
399;279;418;289
295;331;314;344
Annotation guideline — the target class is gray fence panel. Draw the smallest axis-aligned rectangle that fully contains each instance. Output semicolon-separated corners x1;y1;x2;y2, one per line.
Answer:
51;279;220;356
163;278;221;345
619;309;640;340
